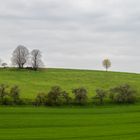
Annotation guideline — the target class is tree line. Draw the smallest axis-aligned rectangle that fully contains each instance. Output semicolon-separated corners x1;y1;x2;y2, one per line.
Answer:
0;83;137;106
0;45;113;71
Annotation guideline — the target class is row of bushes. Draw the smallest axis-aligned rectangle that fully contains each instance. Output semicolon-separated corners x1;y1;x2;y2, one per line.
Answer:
35;84;137;106
0;83;137;106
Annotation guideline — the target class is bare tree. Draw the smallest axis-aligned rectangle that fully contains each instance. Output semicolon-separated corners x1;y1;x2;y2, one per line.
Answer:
31;49;43;70
11;45;29;68
102;59;111;72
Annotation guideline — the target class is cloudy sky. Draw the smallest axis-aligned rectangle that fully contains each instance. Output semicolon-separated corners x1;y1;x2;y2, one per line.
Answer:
0;0;140;73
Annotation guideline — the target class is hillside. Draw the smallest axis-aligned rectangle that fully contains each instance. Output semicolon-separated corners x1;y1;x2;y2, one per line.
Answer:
0;68;139;99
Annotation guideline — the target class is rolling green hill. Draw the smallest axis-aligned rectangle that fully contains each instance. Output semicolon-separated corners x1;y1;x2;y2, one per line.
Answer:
0;68;140;140
0;68;139;99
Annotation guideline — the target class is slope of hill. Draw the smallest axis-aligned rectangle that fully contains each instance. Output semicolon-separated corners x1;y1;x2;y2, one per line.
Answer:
0;68;139;99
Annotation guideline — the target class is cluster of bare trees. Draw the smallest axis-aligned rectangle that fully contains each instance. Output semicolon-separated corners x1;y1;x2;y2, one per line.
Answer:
11;45;43;70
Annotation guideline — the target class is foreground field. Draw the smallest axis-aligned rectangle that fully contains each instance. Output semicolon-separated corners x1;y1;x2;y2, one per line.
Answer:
0;105;140;140
0;68;140;99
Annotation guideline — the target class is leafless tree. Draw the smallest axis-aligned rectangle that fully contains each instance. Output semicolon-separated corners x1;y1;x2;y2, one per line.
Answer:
31;49;43;70
11;45;29;68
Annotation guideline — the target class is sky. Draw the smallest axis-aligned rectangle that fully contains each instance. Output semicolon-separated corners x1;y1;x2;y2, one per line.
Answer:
0;0;140;73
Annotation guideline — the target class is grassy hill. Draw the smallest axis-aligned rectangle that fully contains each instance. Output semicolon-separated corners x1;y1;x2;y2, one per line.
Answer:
0;68;140;140
0;68;139;99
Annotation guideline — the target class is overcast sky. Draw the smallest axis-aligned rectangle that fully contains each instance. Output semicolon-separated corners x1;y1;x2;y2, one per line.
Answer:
0;0;140;73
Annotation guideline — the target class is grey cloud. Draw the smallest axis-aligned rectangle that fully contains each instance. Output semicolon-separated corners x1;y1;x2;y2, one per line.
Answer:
0;0;140;72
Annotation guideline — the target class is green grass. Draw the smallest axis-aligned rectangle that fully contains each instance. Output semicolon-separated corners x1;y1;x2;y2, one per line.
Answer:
0;105;140;140
0;68;140;99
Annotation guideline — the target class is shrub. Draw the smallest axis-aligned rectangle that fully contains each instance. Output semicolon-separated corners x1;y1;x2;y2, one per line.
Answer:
61;91;72;105
72;87;88;105
47;86;63;106
94;89;107;105
109;84;136;103
2;95;14;105
34;92;47;106
10;85;20;104
0;84;8;101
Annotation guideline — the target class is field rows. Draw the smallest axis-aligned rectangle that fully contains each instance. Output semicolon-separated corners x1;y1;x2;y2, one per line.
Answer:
0;105;140;140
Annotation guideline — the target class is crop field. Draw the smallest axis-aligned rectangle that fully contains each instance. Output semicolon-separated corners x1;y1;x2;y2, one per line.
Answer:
0;68;140;99
0;105;140;140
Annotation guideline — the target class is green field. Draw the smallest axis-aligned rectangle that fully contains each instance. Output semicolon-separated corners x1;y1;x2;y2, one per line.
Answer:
0;68;139;99
0;69;140;139
0;105;140;140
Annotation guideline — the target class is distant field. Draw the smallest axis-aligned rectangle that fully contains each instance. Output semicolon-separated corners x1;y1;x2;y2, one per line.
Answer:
0;68;140;99
0;105;140;140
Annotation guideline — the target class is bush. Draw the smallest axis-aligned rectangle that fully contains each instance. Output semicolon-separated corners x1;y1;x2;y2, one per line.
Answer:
61;91;72;105
34;92;47;106
0;84;8;101
47;86;63;106
109;84;136;103
34;87;71;106
94;89;107;105
2;95;14;105
72;87;88;105
10;85;20;104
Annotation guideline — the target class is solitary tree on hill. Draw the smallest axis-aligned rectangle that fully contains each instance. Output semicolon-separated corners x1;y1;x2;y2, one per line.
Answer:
102;59;111;72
